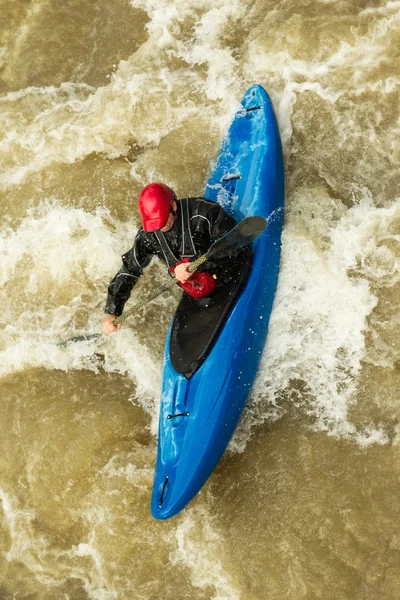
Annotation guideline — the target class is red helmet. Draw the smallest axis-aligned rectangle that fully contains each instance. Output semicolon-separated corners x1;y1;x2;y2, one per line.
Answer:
138;183;176;231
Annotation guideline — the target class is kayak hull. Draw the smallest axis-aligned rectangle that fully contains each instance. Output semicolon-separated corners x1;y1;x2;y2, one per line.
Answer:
151;85;284;519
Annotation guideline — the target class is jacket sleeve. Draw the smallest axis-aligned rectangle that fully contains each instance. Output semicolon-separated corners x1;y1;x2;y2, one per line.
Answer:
105;229;153;316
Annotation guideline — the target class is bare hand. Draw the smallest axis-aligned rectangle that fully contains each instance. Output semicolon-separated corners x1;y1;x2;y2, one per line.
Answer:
103;314;122;334
174;262;192;283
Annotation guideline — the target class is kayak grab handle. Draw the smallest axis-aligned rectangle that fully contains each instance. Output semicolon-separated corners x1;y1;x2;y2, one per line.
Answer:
159;476;169;508
245;105;262;112
167;412;190;420
237;105;262;118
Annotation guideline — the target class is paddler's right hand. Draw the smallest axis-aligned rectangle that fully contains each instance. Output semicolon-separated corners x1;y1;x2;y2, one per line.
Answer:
103;314;122;334
174;262;192;283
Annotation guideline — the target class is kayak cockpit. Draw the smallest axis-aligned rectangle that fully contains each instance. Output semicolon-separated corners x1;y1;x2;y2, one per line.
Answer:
169;248;253;378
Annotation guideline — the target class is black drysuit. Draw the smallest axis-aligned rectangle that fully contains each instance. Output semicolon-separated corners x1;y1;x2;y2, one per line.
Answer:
105;197;250;317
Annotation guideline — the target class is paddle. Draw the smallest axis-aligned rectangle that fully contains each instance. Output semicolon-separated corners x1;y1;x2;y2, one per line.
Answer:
59;216;267;347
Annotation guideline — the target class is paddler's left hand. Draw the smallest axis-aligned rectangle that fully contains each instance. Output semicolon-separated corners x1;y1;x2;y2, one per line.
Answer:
103;314;122;334
174;262;192;283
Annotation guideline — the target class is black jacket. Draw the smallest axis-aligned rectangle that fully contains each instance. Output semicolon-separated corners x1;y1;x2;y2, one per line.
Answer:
105;197;246;316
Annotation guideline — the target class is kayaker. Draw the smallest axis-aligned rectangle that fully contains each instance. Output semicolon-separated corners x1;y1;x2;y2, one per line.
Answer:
103;182;250;334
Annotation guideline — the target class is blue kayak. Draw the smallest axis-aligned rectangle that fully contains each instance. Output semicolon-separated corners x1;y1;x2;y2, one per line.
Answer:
151;85;284;520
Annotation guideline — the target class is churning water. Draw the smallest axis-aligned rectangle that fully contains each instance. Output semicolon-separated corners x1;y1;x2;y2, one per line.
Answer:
0;0;400;598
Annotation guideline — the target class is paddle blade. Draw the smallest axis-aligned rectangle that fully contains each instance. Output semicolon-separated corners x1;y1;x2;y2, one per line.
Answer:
207;216;267;259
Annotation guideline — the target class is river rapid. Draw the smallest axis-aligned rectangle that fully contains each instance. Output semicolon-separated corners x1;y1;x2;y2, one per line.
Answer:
0;0;400;598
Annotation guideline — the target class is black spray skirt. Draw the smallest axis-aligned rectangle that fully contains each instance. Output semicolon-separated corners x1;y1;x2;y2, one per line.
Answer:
170;250;253;379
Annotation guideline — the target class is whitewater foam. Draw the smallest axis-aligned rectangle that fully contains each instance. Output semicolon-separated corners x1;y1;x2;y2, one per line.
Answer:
231;191;400;449
0;203;162;416
170;505;241;600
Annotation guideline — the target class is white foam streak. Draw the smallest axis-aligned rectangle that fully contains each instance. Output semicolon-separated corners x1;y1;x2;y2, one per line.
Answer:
0;489;116;598
360;1;400;16
134;0;244;106
71;534;117;600
0;82;95;105
245;7;399;139
1;0;253;189
0;72;149;187
170;506;240;600
100;330;161;429
0;204;126;289
0;488;47;576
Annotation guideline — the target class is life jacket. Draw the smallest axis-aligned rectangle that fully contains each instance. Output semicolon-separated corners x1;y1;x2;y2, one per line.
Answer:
153;198;218;298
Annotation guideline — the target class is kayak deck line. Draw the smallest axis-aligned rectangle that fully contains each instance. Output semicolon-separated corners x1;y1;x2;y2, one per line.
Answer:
159;476;169;509
167;412;190;420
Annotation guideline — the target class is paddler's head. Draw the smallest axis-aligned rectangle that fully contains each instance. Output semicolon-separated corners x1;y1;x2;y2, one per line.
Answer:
138;183;177;233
